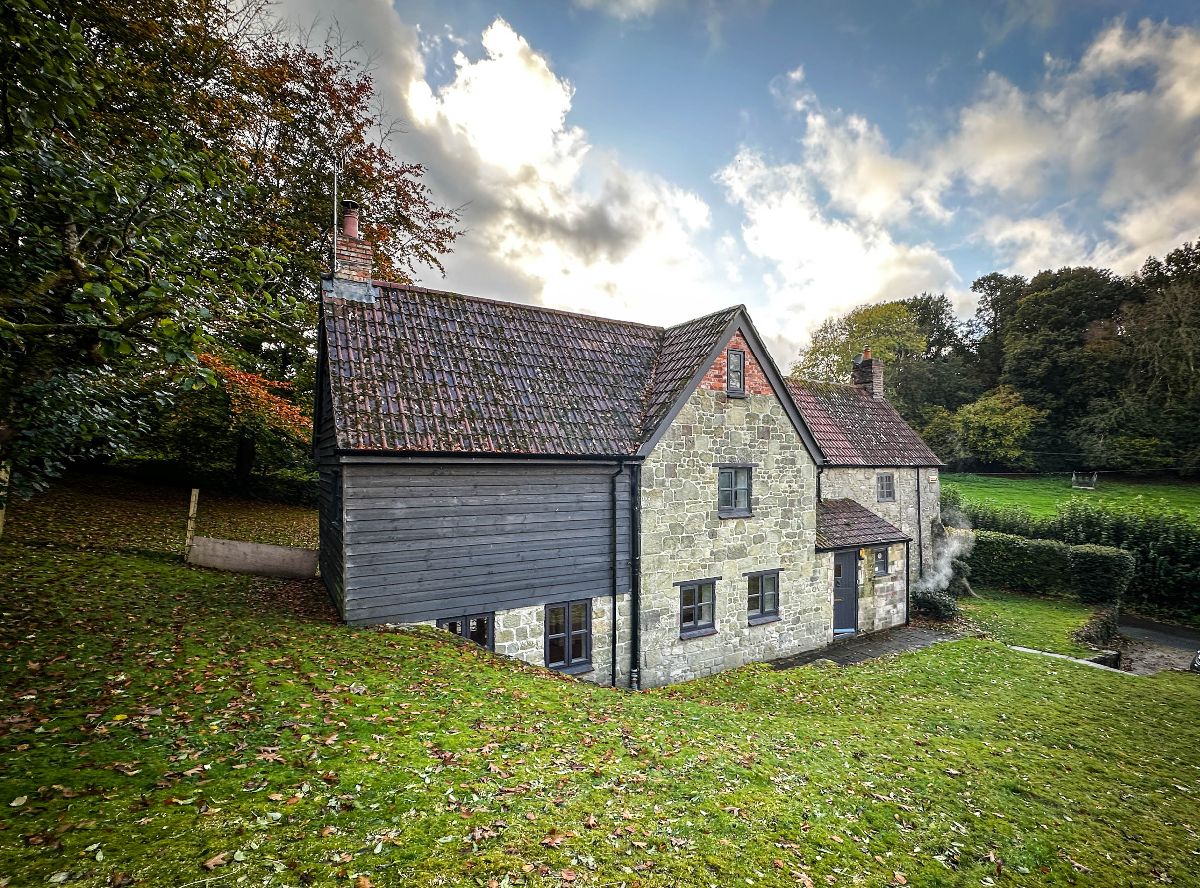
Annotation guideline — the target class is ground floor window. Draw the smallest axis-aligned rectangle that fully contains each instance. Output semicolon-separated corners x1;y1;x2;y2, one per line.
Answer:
679;579;716;635
747;570;780;621
545;600;591;672
437;613;494;650
873;547;890;576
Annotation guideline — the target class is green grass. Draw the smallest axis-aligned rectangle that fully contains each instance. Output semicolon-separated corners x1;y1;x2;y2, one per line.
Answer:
943;473;1200;518
960;587;1099;658
2;476;1199;887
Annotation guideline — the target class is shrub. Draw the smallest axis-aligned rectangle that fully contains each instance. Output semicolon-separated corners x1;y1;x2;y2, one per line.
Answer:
1068;544;1135;605
970;531;1071;595
962;495;1200;620
946;557;972;598
913;585;959;620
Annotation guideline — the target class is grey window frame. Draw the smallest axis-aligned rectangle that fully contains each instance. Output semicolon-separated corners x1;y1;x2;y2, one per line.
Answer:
877;471;896;502
717;465;753;518
746;569;781;624
677;578;718;638
437;612;495;650
873;547;889;576
544;600;592;674
726;348;746;396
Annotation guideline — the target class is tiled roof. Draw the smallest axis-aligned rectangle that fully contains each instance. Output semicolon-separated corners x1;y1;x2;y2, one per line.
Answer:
815;499;910;551
321;283;742;456
787;380;944;467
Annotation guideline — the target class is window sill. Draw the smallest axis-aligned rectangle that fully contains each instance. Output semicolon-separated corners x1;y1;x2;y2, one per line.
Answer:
551;662;594;676
718;509;753;520
748;613;780;627
725;391;748;399
679;627;718;641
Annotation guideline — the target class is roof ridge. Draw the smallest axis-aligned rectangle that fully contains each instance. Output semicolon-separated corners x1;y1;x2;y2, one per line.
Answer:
662;303;744;333
369;281;666;332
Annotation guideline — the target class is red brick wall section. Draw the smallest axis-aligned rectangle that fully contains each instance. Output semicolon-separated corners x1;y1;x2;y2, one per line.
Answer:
698;331;773;396
336;233;373;283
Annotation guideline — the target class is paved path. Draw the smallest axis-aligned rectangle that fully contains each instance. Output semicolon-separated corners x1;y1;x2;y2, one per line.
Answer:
771;626;956;669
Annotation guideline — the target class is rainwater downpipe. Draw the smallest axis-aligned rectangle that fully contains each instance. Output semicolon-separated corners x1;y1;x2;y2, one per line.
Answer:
914;468;923;580
628;462;642;690
904;539;912;627
609;463;622;688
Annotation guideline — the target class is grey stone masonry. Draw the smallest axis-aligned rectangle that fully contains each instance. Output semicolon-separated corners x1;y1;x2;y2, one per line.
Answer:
637;384;827;688
821;467;940;586
492;594;630;687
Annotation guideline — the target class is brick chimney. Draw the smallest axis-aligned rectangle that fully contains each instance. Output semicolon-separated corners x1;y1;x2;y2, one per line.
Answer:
851;346;884;399
334;200;372;283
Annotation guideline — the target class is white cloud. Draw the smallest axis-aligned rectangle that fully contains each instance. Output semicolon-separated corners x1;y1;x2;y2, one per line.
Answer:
571;0;672;21
275;4;740;337
717;149;962;351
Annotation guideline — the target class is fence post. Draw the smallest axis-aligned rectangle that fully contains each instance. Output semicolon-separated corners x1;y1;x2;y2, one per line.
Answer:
184;488;199;561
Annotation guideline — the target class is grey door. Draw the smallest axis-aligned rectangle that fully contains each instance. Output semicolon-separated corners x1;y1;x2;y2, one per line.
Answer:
833;550;857;634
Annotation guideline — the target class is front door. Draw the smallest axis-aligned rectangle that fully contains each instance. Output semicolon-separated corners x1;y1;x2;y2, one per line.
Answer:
833;550;858;635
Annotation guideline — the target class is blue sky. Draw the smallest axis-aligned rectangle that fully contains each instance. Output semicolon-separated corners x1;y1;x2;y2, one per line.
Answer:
281;0;1200;362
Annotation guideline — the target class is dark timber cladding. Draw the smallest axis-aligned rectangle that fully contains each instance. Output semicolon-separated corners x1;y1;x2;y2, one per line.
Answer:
339;461;633;625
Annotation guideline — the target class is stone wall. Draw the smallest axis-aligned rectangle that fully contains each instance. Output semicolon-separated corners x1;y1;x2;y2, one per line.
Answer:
491;594;630;687
637;376;826;688
821;467;941;586
855;541;907;632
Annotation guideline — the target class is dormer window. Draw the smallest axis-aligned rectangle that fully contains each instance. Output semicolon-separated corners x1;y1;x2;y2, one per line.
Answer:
726;348;745;396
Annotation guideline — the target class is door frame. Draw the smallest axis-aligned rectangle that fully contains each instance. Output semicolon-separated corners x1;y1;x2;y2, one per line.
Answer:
832;549;859;635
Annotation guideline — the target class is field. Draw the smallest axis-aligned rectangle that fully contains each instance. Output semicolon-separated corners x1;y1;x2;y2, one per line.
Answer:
2;476;1199;887
942;473;1200;518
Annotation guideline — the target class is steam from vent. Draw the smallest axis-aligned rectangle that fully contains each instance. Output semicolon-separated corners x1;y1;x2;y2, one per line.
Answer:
916;508;975;595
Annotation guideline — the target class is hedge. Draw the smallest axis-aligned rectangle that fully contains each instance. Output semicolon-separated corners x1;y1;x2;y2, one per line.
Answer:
955;494;1200;620
969;530;1134;606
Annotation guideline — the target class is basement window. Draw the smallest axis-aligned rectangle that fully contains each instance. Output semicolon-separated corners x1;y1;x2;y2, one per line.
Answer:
545;600;591;674
718;466;752;518
437;613;495;650
726;348;746;396
877;472;895;502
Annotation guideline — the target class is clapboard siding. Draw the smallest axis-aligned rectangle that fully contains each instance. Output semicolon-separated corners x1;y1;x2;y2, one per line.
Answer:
341;461;632;626
314;360;344;612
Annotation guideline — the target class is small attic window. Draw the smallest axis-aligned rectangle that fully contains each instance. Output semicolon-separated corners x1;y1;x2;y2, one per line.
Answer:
726;348;745;396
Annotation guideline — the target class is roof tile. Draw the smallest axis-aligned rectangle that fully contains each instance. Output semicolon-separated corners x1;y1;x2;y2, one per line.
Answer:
787;380;943;467
815;499;910;550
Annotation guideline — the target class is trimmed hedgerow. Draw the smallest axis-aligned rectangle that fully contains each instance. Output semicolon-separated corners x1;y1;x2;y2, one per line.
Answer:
970;531;1071;596
960;495;1200;620
1068;544;1135;606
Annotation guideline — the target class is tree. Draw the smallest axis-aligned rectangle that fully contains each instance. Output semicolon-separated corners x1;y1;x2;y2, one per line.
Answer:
968;272;1025;390
1001;267;1140;470
0;0;280;513
954;386;1046;467
792;302;926;389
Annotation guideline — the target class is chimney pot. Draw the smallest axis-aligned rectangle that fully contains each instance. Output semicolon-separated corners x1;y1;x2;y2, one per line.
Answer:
862;345;872;360
851;347;884;399
341;200;360;240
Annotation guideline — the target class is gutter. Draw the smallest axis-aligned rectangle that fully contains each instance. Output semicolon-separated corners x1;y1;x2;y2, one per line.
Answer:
629;462;642;690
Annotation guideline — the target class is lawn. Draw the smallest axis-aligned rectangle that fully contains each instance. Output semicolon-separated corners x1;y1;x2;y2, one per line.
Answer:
959;587;1099;659
942;473;1200;518
2;477;1199;887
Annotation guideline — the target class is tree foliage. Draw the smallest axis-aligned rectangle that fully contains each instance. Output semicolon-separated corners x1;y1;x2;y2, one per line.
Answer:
0;1;461;501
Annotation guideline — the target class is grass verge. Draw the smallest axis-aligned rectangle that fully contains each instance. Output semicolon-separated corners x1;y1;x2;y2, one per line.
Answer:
959;587;1099;658
1;476;1198;887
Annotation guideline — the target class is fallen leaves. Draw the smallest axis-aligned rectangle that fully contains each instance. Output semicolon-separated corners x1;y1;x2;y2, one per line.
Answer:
202;852;228;870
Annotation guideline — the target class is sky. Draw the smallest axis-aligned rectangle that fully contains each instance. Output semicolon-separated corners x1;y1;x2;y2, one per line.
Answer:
277;0;1200;364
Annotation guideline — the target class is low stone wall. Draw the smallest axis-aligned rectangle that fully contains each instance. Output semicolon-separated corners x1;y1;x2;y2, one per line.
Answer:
187;536;319;579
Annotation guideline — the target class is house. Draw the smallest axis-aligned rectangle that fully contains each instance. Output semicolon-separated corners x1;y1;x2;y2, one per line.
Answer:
314;204;943;688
